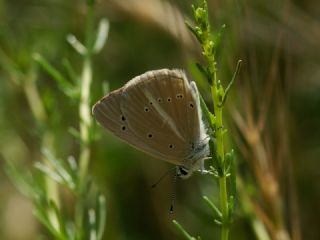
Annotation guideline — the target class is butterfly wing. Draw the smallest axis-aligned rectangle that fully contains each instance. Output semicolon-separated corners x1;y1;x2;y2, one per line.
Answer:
93;69;204;166
92;88;166;160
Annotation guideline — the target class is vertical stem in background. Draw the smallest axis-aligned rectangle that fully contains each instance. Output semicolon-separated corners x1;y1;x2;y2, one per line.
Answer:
79;0;94;189
79;58;92;187
77;0;95;238
76;57;92;239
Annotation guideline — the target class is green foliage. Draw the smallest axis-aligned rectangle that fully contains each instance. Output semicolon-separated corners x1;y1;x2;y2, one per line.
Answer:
6;149;106;240
173;220;201;240
5;0;109;239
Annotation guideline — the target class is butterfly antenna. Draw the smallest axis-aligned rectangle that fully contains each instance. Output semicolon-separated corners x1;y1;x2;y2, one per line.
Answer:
151;167;176;188
169;172;178;214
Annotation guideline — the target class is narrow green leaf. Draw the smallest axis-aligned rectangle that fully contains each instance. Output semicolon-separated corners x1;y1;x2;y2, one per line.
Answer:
96;194;107;240
93;18;110;54
185;21;202;43
199;94;215;130
66;34;87;55
195;63;207;77
42;149;76;189
195;63;212;85
68;127;82;142
203;196;222;219
172;220;197;240
49;199;68;238
221;60;242;105
33;203;65;240
33;53;73;91
88;209;97;240
4;162;34;197
34;162;64;184
209;139;220;174
67;155;78;172
209;166;219;178
214;219;222;225
62;59;78;83
212;24;226;55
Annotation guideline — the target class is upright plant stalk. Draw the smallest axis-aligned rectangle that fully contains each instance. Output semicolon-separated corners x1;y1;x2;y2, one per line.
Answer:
79;0;95;189
179;1;241;239
209;51;229;240
189;1;230;238
76;0;95;237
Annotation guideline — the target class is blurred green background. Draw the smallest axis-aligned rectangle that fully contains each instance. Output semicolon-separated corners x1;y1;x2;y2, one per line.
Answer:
0;0;319;239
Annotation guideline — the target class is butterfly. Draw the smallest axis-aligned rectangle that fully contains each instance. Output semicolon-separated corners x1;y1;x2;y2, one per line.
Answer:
92;69;210;178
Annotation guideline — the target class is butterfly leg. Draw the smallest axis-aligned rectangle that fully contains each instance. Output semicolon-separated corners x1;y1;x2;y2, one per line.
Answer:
199;159;209;174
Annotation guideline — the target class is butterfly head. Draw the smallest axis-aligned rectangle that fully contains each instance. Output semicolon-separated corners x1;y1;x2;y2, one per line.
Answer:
177;139;210;179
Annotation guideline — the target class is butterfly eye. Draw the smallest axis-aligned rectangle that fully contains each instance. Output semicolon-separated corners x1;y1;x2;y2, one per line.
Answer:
167;97;172;102
169;144;174;149
144;107;149;112
178;167;189;176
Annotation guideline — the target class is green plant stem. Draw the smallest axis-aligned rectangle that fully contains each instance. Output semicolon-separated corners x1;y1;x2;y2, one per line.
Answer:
79;0;95;189
208;47;229;240
76;1;95;238
76;58;92;239
212;88;229;240
219;176;229;240
79;58;92;186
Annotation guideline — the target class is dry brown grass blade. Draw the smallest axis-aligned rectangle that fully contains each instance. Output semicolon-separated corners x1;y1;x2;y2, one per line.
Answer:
273;50;301;240
228;1;302;239
231;71;291;240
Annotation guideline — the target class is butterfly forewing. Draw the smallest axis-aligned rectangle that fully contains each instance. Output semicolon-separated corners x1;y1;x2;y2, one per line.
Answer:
93;88;164;158
93;89;135;141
